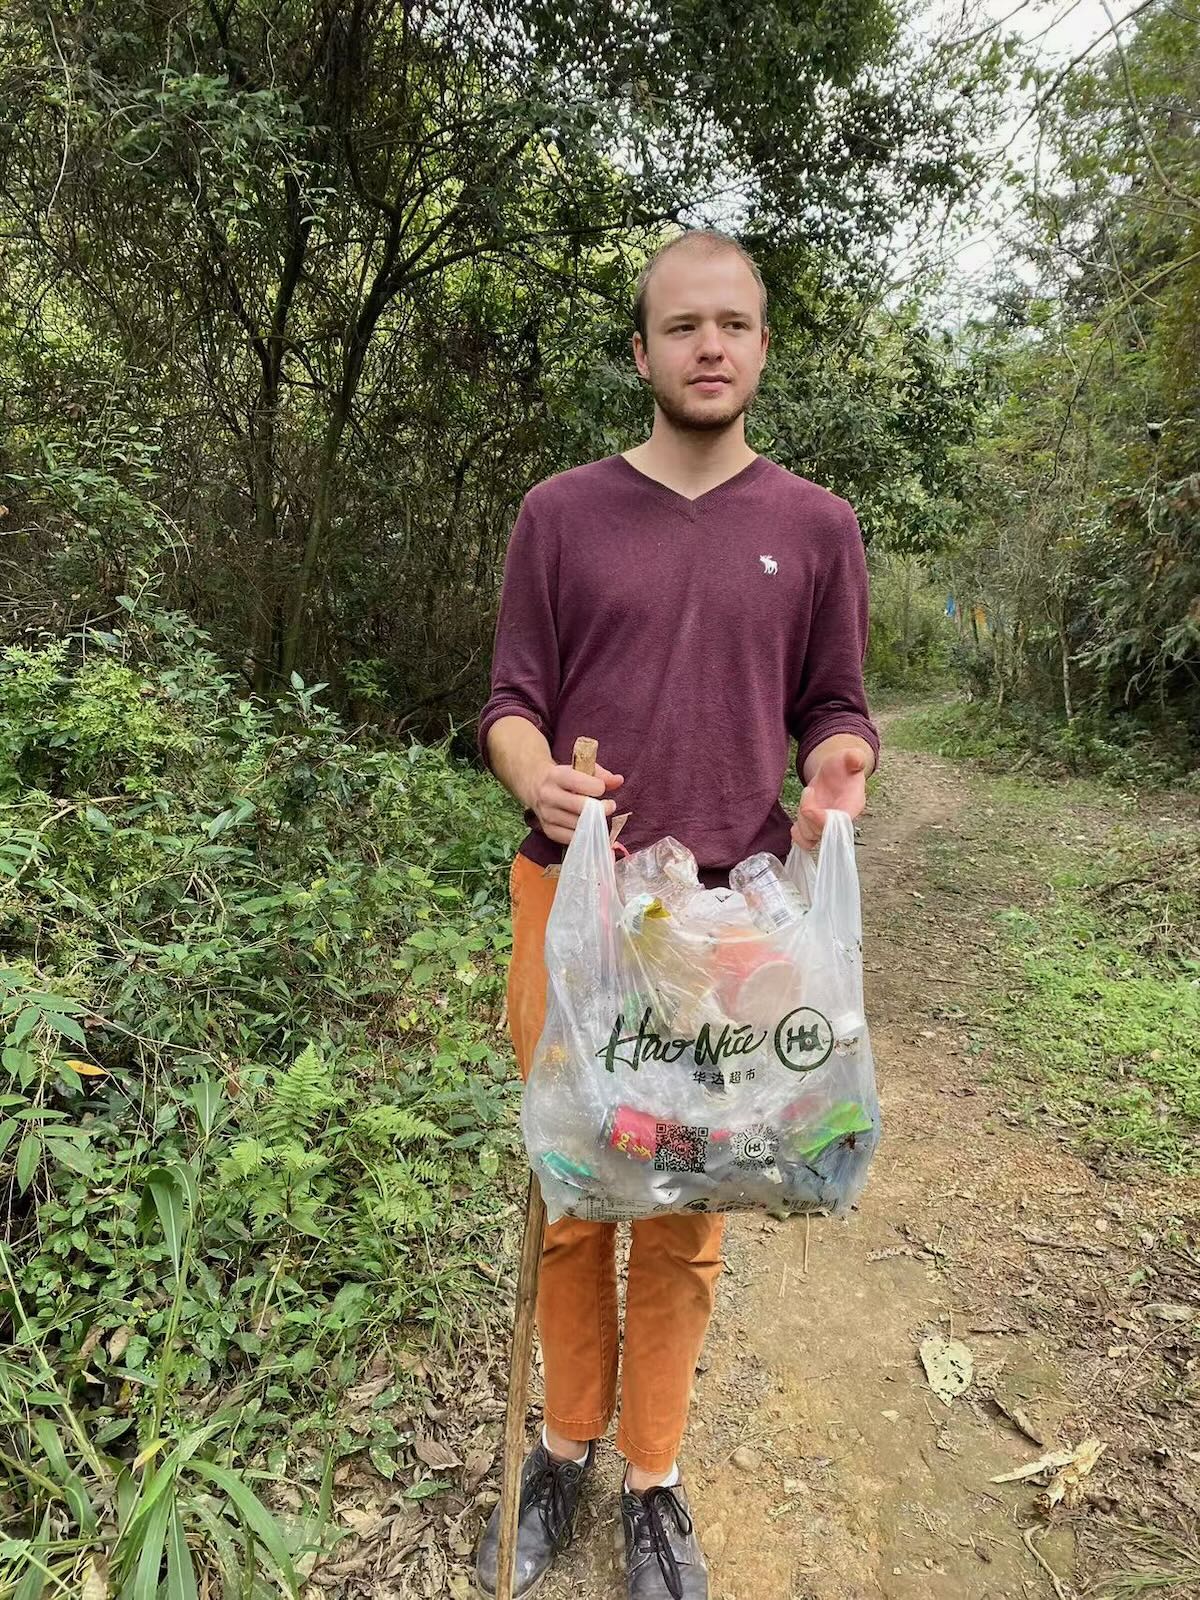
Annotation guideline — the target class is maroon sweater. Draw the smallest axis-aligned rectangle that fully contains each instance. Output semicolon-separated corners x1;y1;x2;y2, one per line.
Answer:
478;454;880;884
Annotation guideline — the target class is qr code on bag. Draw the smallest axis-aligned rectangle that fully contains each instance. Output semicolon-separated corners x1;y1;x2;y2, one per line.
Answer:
654;1123;708;1173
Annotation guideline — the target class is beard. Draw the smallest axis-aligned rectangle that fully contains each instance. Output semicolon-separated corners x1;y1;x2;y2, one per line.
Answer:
647;371;760;433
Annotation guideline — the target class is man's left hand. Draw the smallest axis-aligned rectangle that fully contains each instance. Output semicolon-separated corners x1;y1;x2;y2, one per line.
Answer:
792;738;873;852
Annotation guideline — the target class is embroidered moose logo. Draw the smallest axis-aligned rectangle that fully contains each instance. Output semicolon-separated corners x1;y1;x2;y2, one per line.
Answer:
760;555;778;576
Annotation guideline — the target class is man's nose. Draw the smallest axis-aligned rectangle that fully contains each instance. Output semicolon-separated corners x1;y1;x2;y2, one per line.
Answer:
695;323;725;360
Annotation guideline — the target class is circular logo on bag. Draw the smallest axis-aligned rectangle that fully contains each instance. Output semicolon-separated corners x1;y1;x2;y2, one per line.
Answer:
773;1007;834;1073
730;1125;778;1169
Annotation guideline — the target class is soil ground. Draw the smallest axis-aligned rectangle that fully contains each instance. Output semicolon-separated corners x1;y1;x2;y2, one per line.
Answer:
314;717;1200;1600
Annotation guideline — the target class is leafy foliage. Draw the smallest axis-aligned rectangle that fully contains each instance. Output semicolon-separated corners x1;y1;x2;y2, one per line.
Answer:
0;0;998;731
0;593;522;1593
888;698;1197;789
945;1;1199;744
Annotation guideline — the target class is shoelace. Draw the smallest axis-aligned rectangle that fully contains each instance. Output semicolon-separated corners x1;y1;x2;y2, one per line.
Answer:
630;1484;693;1600
520;1453;581;1553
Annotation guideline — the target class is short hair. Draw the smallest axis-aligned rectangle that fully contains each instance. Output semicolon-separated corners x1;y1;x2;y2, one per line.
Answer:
632;229;768;340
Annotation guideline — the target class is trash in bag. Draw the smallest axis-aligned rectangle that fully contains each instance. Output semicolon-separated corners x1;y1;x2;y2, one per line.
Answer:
521;800;882;1223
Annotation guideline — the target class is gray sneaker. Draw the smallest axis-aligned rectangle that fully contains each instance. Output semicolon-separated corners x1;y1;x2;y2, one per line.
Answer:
620;1481;709;1599
475;1437;595;1598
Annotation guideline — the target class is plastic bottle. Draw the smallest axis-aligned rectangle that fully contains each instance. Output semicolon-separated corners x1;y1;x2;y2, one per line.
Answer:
617;837;701;913
729;853;807;932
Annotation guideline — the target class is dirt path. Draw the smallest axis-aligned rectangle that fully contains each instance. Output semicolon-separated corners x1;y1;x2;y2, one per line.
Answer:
319;728;1198;1599
521;732;1199;1600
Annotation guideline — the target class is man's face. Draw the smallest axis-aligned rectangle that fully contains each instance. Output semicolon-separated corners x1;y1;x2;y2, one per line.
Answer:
633;247;769;433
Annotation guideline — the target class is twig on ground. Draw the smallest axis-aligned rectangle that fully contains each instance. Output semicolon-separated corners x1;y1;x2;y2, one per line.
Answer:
1022;1526;1071;1599
1015;1228;1108;1257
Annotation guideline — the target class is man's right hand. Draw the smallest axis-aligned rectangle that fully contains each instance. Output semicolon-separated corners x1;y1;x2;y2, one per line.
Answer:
527;761;624;845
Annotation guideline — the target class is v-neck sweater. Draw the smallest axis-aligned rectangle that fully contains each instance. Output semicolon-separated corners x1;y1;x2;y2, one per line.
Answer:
478;453;880;884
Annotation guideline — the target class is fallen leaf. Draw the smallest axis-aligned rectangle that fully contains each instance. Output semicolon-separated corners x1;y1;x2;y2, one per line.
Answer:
991;1436;1107;1510
982;1385;1047;1448
67;1059;107;1077
107;1326;132;1361
991;1447;1078;1485
462;1447;493;1491
80;1556;108;1600
340;1506;384;1540
414;1436;460;1471
344;1374;394;1410
1145;1303;1197;1325
919;1336;974;1405
1041;1439;1107;1510
1009;1407;1046;1448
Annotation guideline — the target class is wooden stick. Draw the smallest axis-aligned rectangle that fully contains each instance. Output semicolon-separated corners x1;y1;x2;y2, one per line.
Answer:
495;735;596;1600
495;1171;547;1600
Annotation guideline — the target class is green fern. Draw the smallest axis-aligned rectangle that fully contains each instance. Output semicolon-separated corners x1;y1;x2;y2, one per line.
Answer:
276;1142;327;1178
261;1043;345;1142
222;1137;270;1179
249;1182;288;1226
350;1105;446;1147
360;1156;443;1231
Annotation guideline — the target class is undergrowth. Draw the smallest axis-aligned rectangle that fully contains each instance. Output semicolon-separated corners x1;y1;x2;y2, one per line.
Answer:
0;595;523;1596
924;767;1200;1177
889;699;1198;791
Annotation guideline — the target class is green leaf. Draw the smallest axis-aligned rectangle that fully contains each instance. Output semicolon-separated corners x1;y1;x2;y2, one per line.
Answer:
403;1476;450;1500
40;1012;88;1046
9;1007;40;1045
140;1167;190;1274
32;1419;96;1534
13;1512;51;1600
190;1077;220;1138
189;1459;299;1592
44;1137;95;1177
11;1557;46;1600
206;809;234;839
130;1485;172;1600
15;1133;40;1194
0;1119;18;1161
166;1507;199;1600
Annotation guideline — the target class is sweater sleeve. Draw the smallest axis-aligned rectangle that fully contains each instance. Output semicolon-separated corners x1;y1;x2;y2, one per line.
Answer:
477;496;560;773
788;503;881;780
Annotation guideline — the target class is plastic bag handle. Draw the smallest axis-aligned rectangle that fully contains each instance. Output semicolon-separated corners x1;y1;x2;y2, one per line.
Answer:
785;811;861;947
813;810;861;945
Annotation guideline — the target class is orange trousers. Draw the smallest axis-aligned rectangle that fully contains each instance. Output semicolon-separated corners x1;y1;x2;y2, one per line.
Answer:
507;853;725;1473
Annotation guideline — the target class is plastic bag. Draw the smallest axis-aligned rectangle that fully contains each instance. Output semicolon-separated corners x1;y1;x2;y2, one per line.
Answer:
521;800;881;1223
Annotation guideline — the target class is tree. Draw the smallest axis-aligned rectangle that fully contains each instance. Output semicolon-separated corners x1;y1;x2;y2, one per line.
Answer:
0;0;994;729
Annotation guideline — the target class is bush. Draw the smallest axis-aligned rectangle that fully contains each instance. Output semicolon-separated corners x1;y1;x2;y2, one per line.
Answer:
863;559;957;691
888;698;1198;789
0;598;523;1594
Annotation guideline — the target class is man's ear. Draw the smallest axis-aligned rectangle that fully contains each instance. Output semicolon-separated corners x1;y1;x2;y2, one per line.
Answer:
760;326;770;363
632;332;650;380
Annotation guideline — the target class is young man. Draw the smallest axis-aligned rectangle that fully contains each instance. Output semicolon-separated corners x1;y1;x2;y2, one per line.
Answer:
475;230;879;1600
